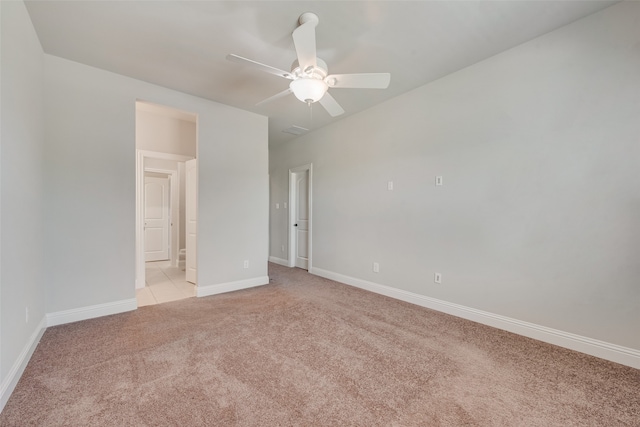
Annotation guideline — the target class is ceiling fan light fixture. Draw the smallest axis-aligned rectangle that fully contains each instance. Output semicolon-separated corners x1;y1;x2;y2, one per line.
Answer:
290;78;328;104
227;12;389;117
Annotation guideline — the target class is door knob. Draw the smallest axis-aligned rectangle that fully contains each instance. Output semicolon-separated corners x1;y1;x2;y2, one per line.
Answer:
294;224;298;227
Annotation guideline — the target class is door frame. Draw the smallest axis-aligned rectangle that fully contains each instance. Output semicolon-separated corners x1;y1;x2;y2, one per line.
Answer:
288;164;312;270
136;149;193;289
184;158;198;284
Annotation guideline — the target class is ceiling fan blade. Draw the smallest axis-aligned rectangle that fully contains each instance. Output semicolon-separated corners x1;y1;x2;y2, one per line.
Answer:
326;73;391;89
292;13;318;71
255;88;293;107
226;54;293;79
318;92;345;117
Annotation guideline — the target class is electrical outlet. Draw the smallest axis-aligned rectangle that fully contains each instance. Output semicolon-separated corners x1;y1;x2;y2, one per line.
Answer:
26;307;29;324
435;176;443;186
387;181;394;191
243;260;249;269
373;262;380;273
434;273;442;284
276;203;279;209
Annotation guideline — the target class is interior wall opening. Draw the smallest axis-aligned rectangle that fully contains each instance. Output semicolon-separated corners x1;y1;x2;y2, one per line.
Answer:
289;164;312;271
135;100;198;306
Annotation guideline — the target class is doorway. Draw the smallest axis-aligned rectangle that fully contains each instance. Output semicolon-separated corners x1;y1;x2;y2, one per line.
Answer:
136;150;194;289
135;101;197;305
289;164;312;270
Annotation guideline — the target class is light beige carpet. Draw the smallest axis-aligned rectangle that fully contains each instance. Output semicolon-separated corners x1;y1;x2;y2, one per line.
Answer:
1;263;638;426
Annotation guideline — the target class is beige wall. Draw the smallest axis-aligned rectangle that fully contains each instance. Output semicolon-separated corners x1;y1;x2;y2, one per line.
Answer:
136;109;196;157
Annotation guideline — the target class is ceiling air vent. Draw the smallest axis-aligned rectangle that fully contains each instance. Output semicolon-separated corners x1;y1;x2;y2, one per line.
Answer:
282;125;308;136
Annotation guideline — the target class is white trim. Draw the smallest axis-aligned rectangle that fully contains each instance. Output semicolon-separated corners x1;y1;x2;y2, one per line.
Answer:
136;150;145;288
185;158;198;285
136;149;194;289
288;164;312;270
178;161;185;265
0;317;46;412
137;150;193;163
310;266;640;370
268;256;289;267
46;298;138;327
196;276;270;298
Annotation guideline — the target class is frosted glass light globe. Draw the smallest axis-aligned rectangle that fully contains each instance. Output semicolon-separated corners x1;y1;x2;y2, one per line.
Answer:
290;78;328;104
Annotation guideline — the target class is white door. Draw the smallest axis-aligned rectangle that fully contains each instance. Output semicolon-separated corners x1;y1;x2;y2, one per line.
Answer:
185;159;197;284
294;170;309;269
144;176;170;261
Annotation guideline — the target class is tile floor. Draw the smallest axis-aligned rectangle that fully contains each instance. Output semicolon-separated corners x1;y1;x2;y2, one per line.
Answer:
136;260;196;306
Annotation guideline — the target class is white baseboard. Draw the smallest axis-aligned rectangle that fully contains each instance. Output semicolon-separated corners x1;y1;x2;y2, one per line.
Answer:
0;317;47;412
268;256;290;267
197;276;270;298
310;267;640;370
46;298;138;327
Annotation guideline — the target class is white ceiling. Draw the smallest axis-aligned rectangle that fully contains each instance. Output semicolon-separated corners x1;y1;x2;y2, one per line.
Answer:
25;0;617;147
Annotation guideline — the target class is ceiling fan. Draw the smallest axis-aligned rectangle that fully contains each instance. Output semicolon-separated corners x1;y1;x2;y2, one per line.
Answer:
227;12;391;117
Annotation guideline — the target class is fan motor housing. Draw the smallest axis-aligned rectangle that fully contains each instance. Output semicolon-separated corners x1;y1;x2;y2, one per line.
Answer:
290;58;328;79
